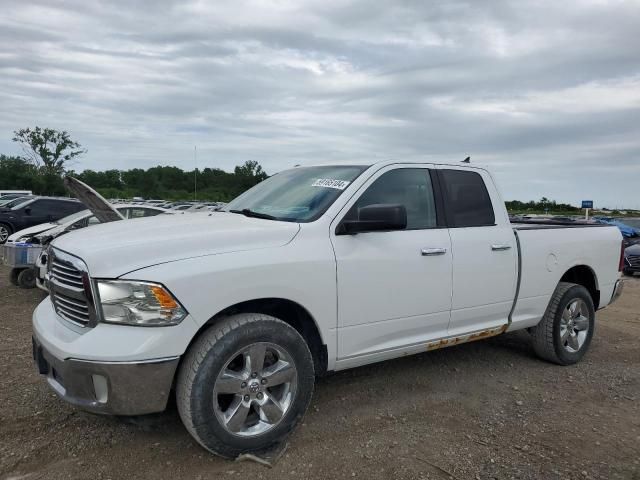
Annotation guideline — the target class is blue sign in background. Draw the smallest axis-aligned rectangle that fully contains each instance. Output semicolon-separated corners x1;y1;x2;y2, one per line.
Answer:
582;200;594;209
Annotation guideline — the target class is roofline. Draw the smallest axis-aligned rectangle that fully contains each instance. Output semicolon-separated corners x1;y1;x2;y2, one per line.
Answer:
289;159;489;171
30;196;81;201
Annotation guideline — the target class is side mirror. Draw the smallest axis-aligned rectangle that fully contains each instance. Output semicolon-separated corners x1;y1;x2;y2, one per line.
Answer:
24;207;32;215
337;204;407;235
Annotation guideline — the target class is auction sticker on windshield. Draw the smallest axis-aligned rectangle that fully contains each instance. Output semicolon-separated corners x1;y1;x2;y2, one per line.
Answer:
311;179;351;190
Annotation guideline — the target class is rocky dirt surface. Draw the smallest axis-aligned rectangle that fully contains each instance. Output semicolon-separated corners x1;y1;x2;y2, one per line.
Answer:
0;265;638;480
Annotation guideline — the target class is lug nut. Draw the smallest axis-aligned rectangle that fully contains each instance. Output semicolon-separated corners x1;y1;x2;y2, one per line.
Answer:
241;382;247;388
244;395;250;401
257;392;263;400
261;378;267;385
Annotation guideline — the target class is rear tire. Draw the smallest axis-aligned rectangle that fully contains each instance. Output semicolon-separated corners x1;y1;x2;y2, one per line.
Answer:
176;313;315;458
531;282;595;365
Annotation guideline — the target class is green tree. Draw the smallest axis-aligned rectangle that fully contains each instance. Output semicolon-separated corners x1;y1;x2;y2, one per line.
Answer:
13;127;86;194
0;155;44;192
234;160;267;181
233;160;268;194
1;151;269;201
13;127;86;175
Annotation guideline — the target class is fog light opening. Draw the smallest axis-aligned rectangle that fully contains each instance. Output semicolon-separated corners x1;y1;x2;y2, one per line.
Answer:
92;374;109;404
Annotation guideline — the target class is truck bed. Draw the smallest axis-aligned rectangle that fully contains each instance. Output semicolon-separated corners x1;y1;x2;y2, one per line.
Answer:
512;221;609;231
508;223;621;333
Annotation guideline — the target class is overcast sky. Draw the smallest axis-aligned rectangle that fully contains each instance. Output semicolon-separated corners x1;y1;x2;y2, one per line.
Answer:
1;0;639;208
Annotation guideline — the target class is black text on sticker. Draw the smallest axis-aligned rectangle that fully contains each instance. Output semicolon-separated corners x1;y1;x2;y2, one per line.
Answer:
311;179;351;190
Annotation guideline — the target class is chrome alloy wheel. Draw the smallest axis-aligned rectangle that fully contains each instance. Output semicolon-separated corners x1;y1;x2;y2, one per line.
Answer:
559;299;590;353
213;342;298;437
0;225;9;243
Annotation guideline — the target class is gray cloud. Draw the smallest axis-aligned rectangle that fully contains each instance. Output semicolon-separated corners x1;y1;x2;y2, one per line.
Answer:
1;0;639;208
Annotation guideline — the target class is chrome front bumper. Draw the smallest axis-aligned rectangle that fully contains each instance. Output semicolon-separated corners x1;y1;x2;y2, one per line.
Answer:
32;336;179;415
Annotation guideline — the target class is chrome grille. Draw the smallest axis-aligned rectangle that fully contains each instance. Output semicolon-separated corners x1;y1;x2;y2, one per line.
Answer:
48;248;97;327
52;290;90;325
628;255;640;268
50;259;85;289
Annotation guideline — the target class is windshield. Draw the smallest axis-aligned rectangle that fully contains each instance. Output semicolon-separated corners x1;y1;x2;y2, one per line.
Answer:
6;197;35;210
56;209;89;225
0;194;26;202
224;165;369;222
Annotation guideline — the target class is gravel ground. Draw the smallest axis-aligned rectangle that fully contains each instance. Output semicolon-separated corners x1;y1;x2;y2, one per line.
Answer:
1;265;638;480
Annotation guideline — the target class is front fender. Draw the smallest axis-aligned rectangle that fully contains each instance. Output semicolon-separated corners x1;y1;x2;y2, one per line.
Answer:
120;240;338;369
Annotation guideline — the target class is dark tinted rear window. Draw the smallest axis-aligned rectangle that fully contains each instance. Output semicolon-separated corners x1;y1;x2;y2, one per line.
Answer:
440;169;495;227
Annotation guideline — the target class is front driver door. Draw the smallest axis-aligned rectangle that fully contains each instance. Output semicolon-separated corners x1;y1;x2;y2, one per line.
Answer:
331;165;453;367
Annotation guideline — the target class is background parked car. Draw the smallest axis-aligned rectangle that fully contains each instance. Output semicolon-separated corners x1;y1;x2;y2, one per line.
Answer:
623;243;640;276
5;204;171;288
169;203;194;211
595;218;640;246
6;204;170;245
0;197;84;244
0;193;34;205
0;194;34;207
185;204;209;212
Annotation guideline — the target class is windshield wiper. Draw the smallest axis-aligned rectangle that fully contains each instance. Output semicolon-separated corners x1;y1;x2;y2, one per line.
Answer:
229;208;277;220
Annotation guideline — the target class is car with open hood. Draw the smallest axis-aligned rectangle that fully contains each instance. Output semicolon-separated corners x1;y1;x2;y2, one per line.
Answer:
0;196;84;244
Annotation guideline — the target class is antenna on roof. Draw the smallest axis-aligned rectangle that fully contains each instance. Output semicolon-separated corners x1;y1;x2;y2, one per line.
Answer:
462;156;471;163
194;146;198;201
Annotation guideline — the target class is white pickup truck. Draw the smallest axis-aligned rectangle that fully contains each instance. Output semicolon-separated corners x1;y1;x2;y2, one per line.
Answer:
32;161;624;457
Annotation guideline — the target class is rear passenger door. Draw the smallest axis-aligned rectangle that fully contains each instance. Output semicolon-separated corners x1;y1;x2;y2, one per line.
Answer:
436;167;518;335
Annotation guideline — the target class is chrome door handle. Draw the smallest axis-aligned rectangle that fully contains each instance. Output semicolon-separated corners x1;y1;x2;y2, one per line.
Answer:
421;248;447;256
491;244;512;251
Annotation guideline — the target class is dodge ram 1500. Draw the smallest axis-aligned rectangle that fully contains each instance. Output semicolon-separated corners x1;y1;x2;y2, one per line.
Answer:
32;160;624;457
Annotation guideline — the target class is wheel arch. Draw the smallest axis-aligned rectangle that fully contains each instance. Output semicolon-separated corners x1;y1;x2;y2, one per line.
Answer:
559;265;600;309
0;220;15;234
185;298;328;376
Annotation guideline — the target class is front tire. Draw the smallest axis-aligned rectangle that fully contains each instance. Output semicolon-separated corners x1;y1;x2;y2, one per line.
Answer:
531;282;595;365
176;313;315;458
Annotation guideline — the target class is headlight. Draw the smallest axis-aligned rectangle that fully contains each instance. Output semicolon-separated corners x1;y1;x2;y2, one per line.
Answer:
96;280;187;326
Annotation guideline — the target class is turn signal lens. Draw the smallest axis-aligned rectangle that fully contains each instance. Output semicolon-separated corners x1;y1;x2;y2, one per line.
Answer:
151;286;179;309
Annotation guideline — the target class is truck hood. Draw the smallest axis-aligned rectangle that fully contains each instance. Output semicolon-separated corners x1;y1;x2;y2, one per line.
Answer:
51;212;300;277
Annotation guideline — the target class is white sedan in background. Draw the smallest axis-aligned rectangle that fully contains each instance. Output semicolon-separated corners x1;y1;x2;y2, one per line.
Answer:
6;204;170;245
6;204;171;289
